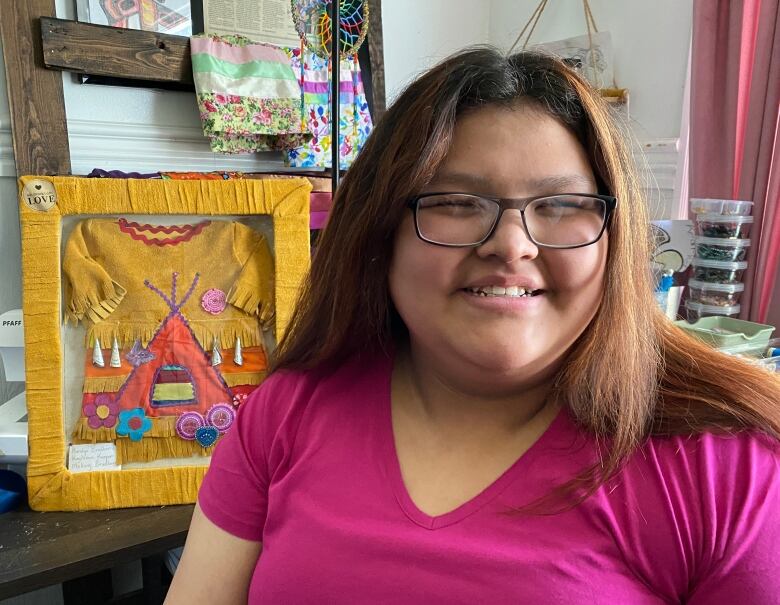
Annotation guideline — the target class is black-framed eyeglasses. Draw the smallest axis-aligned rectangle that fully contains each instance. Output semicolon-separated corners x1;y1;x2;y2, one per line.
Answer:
406;192;617;249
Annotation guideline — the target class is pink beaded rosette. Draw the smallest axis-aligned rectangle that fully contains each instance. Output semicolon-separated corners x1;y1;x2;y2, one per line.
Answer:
201;288;227;315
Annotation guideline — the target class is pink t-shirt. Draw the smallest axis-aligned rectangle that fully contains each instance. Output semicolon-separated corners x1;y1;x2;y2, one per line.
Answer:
198;349;780;603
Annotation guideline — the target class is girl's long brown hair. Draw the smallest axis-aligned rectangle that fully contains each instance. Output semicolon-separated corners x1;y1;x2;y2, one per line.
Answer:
274;47;780;491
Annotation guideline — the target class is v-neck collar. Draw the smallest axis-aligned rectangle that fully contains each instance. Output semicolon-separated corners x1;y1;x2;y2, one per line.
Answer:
380;353;567;531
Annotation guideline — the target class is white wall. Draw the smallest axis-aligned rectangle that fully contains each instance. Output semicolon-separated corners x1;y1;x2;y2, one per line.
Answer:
383;0;693;142
489;0;693;141
489;1;693;220
382;0;491;103
380;0;691;219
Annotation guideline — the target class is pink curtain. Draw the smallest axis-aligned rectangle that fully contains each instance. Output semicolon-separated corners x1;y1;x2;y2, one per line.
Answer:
689;0;780;325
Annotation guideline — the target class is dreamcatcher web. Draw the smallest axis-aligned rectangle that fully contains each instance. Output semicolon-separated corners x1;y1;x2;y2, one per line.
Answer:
292;0;369;58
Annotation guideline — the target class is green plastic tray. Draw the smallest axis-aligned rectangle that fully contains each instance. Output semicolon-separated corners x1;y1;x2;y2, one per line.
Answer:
674;316;775;348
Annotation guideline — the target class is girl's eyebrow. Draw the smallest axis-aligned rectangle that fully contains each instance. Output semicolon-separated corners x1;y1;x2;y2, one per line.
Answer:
430;171;596;192
523;174;597;191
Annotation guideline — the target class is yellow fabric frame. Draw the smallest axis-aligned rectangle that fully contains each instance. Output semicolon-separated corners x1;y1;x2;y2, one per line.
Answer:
18;176;311;511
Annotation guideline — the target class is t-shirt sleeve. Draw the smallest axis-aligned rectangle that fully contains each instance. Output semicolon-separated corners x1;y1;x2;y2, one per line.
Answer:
198;374;284;541
687;435;780;604
62;219;126;324
226;222;275;329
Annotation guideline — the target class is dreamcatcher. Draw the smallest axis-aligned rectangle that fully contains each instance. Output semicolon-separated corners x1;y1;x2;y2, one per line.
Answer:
289;0;372;185
291;0;370;58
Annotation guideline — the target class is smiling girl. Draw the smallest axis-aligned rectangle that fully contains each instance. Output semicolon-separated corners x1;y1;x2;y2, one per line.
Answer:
167;48;780;604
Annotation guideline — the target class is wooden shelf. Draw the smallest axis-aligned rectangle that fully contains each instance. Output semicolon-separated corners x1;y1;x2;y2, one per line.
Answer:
0;504;193;600
41;17;193;85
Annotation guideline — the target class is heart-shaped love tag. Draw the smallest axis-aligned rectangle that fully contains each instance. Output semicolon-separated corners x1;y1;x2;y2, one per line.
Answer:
195;426;219;448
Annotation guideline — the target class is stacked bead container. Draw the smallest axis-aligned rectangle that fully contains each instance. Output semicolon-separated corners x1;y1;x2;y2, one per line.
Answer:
686;198;753;322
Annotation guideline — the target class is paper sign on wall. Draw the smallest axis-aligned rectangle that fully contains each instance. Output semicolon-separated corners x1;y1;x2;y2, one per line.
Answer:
68;443;121;473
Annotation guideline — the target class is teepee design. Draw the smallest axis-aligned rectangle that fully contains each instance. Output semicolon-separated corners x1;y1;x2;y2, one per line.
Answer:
115;272;233;417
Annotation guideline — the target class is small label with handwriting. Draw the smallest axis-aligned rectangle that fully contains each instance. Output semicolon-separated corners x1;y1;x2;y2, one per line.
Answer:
22;179;57;212
68;443;121;473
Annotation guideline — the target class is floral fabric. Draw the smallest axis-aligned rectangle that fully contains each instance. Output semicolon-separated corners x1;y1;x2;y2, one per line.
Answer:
197;94;311;153
190;33;373;165
192;34;310;153
282;47;373;169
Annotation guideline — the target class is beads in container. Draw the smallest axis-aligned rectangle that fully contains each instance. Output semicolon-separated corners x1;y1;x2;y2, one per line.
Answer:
694;214;753;239
687;279;744;307
690;198;753;215
685;300;740;323
718;338;780;373
694;236;751;262
691;258;747;284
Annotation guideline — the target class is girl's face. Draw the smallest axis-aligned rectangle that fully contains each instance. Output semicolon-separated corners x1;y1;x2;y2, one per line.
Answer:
388;104;608;390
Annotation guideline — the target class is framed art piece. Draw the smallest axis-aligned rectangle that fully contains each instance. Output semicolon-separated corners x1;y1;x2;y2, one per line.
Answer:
75;0;194;36
18;176;311;511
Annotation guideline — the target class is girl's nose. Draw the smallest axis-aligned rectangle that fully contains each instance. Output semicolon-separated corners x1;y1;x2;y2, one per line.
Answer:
475;209;540;263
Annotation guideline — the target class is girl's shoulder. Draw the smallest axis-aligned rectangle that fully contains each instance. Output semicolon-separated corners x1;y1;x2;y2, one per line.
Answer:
582;426;780;601
239;347;394;442
638;426;780;495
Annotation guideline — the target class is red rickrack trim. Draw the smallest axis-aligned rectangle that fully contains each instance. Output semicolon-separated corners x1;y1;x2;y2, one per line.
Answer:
117;218;211;246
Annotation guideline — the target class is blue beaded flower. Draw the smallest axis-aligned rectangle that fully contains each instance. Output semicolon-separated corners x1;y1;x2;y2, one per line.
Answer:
116;408;152;442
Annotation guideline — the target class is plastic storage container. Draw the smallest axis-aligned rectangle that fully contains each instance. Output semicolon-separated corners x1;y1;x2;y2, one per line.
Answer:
719;338;780;374
674;316;775;348
719;337;780;358
694;236;751;262
684;301;740;323
756;356;780;373
691;258;748;284
694;214;753;239
690;198;754;216
687;279;744;307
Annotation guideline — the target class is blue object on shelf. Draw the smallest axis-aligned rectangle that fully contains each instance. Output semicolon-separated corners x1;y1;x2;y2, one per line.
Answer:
0;469;26;513
655;269;674;312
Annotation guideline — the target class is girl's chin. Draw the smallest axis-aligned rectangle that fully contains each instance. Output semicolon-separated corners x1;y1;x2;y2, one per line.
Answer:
459;344;548;374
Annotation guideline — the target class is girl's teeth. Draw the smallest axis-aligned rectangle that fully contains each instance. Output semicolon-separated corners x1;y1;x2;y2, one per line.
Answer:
467;286;535;297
